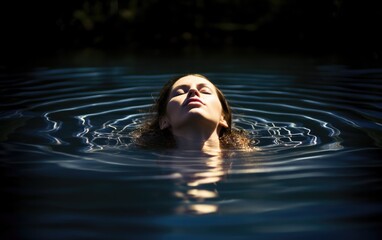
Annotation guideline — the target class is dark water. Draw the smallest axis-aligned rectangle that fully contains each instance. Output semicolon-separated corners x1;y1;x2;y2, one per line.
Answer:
1;62;382;239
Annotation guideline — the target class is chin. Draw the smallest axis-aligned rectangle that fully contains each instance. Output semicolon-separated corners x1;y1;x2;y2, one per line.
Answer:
184;108;207;118
182;111;217;125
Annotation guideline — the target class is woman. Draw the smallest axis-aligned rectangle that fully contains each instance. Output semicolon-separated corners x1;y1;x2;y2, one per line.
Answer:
131;74;253;154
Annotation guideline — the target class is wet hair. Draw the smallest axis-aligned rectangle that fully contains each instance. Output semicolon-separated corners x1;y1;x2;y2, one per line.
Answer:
130;74;253;150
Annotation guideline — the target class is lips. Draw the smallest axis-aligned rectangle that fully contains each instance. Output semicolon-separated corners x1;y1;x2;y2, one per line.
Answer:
184;97;205;106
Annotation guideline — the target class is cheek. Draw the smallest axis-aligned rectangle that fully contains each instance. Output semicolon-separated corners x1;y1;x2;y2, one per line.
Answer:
166;99;182;116
209;98;223;115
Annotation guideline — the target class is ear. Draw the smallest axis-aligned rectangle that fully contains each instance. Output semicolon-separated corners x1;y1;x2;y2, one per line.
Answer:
159;117;170;130
219;115;229;128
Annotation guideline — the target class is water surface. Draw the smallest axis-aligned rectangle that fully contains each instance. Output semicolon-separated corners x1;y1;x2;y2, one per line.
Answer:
1;63;382;239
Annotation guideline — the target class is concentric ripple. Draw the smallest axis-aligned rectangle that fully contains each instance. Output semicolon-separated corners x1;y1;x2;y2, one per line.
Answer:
2;67;380;174
1;66;382;233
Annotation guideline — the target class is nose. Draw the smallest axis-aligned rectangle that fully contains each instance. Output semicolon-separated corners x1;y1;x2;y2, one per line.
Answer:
187;87;200;97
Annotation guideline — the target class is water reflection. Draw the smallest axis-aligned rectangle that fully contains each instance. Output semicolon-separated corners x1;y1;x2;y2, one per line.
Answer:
157;152;231;214
176;203;219;215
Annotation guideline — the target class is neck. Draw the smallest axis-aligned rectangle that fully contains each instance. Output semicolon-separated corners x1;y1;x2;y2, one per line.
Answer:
171;126;221;154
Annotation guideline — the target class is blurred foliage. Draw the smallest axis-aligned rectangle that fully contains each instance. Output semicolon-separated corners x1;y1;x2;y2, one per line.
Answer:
2;0;382;56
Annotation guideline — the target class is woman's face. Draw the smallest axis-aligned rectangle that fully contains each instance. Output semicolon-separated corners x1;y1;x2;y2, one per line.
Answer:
161;75;228;131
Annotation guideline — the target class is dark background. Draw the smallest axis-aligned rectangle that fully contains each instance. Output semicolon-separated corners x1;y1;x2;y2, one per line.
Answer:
1;0;381;68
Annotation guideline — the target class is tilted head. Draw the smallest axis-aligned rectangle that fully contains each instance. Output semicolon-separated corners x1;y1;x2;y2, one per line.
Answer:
154;74;232;137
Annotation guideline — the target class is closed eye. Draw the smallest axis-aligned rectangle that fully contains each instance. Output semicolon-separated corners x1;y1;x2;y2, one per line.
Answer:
171;89;186;97
199;87;212;94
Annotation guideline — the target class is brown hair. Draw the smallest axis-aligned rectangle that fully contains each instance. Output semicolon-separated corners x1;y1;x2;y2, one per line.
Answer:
130;74;253;150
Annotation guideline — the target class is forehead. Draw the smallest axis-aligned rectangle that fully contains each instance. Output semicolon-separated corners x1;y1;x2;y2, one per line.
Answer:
172;75;215;89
